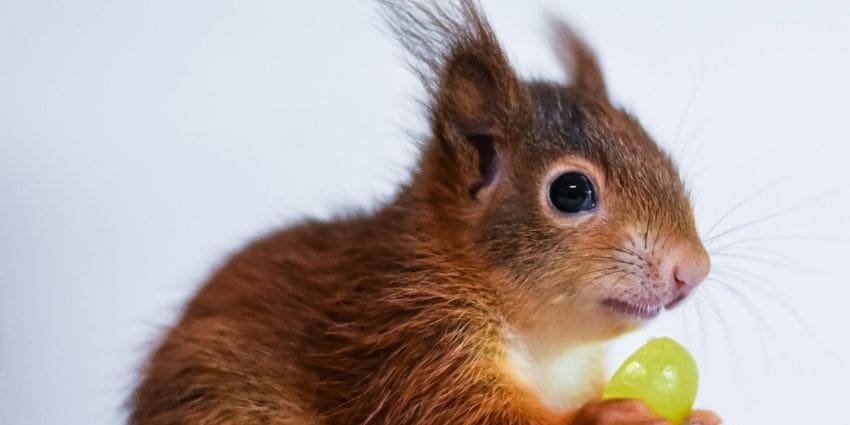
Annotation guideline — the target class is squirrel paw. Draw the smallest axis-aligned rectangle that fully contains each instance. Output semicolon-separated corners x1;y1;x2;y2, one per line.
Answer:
683;409;722;425
567;399;669;425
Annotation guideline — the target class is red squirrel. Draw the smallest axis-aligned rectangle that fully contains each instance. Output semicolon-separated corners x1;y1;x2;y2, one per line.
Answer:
131;1;721;424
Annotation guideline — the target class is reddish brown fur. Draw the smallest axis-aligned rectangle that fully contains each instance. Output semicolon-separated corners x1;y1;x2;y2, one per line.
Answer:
130;1;719;424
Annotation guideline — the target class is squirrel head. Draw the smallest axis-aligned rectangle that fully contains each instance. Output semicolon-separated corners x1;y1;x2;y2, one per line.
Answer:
385;1;710;348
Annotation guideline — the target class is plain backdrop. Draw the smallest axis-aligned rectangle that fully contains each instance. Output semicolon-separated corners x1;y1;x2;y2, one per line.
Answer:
2;1;849;424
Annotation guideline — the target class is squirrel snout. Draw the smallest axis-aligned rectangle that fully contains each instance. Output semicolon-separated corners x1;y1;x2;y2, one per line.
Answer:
666;243;710;298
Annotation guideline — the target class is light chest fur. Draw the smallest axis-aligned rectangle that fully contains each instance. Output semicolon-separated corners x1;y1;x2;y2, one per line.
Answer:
502;327;607;411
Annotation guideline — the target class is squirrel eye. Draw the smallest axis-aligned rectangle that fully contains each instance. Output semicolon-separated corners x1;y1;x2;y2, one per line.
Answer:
549;172;597;214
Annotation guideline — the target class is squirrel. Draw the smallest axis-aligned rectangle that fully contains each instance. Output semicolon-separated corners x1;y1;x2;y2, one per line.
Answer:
130;1;721;424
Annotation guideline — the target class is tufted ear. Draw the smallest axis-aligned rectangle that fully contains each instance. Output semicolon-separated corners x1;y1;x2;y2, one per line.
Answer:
381;0;529;200
433;39;524;142
551;19;608;99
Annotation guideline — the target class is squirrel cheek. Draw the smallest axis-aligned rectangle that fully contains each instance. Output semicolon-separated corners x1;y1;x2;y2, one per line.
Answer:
624;225;710;291
587;228;711;322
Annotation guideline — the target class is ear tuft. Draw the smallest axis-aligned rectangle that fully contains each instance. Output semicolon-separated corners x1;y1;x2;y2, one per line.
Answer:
379;1;505;95
379;0;525;133
550;19;607;98
380;0;528;200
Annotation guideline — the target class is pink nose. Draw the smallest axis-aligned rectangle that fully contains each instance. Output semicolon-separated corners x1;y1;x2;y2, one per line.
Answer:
666;243;710;298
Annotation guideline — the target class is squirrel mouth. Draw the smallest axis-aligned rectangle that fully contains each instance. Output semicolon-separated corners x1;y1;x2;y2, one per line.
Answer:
603;291;692;320
663;292;690;310
601;298;663;320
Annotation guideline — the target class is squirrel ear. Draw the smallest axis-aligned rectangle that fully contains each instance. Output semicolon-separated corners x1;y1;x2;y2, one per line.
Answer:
433;47;523;140
430;22;527;200
551;19;608;98
381;0;528;200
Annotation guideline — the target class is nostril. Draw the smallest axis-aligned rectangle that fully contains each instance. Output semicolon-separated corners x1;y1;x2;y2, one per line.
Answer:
673;268;689;289
672;255;710;290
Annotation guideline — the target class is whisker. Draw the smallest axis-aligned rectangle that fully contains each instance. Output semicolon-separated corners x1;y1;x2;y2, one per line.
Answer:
680;138;706;178
710;264;777;291
608;272;631;288
701;178;788;241
658;232;673;254
670;79;703;164
579;256;643;268
708;277;775;373
705;235;835;254
703;184;838;246
695;289;735;364
679;113;714;175
610;247;643;260
650;217;663;255
709;265;800;324
593;269;630;282
708;268;837;362
711;251;812;273
561;267;628;283
709;244;788;263
704;205;799;244
710;267;825;345
690;294;709;355
708;277;775;344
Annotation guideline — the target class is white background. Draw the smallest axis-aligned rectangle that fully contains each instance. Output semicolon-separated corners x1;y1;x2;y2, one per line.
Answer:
2;1;849;424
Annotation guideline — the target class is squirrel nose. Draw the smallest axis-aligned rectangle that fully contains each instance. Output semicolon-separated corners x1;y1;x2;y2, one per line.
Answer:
665;242;710;296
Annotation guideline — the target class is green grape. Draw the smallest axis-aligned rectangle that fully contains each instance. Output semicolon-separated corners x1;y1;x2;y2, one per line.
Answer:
603;337;698;425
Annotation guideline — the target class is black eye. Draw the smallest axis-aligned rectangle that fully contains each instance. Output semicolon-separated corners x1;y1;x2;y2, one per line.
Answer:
549;172;597;213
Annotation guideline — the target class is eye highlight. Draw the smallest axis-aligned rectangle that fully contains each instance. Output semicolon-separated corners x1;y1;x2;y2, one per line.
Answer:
548;172;597;214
